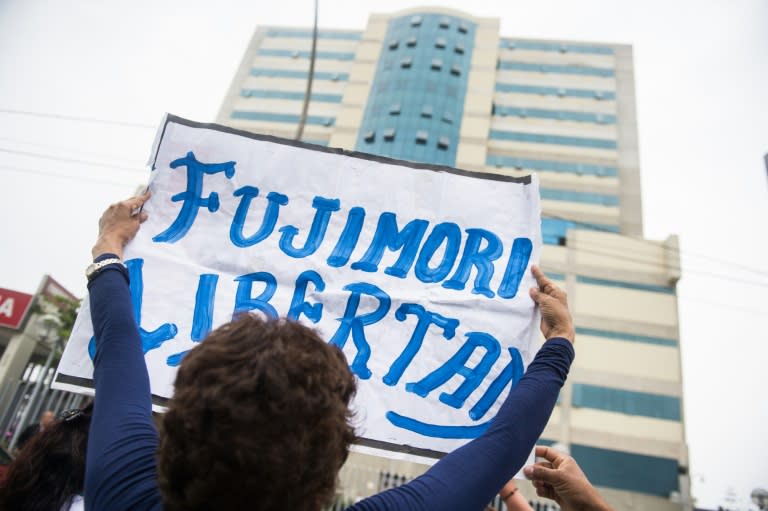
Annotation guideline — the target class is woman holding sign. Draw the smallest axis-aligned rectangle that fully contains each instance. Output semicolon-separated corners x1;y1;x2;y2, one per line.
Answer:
82;193;609;511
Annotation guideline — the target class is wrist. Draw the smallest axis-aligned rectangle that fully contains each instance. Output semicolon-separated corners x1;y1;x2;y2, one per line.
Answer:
501;484;519;502
547;327;575;343
92;236;123;259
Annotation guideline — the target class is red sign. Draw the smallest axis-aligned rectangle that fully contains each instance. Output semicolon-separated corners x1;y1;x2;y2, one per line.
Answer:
0;288;34;330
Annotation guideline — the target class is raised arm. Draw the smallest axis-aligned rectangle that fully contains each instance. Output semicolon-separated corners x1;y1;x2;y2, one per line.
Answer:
84;192;163;511
348;266;575;510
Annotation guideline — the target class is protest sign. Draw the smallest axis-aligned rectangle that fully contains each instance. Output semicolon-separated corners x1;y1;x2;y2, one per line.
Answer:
54;114;542;457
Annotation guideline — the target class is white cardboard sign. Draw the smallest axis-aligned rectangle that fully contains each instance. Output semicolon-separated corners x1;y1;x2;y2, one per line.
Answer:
55;115;542;457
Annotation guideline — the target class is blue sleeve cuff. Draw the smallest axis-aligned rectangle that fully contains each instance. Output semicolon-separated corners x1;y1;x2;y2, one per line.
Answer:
542;337;575;361
88;253;129;289
94;252;121;263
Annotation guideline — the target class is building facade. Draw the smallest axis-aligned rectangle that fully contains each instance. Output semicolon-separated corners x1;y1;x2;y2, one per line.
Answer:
217;8;690;510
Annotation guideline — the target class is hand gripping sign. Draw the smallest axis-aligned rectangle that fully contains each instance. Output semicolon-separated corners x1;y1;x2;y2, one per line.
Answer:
55;115;542;458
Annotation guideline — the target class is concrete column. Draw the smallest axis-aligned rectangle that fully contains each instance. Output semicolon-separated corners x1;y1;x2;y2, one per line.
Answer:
0;314;40;413
558;243;578;448
614;44;644;237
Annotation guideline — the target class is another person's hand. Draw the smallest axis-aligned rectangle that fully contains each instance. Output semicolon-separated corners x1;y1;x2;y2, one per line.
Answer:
498;478;533;511
92;191;151;259
529;265;575;343
523;446;612;511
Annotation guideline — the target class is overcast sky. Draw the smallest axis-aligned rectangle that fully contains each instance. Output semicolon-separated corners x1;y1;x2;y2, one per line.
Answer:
1;0;766;508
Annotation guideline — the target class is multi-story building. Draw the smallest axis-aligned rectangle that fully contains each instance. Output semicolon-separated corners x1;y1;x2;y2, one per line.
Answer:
217;7;690;511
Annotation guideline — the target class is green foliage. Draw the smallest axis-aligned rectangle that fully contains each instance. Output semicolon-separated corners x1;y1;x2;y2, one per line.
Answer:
30;295;82;342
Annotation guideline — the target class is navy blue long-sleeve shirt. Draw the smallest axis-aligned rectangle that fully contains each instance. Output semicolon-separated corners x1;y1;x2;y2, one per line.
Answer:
84;259;574;511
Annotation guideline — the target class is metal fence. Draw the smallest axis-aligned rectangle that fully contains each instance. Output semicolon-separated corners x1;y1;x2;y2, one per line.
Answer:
329;462;560;510
0;360;89;452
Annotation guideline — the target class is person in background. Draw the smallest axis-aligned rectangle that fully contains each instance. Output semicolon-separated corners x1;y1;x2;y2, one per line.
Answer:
0;403;92;511
497;478;534;511
84;193;577;511
15;410;55;452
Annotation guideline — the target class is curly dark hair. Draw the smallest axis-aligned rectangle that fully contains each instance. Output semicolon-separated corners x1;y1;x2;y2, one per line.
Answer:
158;314;357;511
0;402;92;511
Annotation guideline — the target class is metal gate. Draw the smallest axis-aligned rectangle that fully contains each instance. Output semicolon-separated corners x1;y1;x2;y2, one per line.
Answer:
0;360;89;453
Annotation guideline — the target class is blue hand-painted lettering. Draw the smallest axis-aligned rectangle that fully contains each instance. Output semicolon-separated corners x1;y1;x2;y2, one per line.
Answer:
327;207;366;267
496;238;533;299
287;270;325;322
351;213;429;278
382;303;459;386
166;273;219;367
230;186;289;247
385;411;492;439
329;282;391;379
190;274;219;341
279;196;340;258
386;347;523;438
442;228;503;298
233;272;278;319
469;347;524;420
414;222;461;283
153;152;236;243
406;331;501;410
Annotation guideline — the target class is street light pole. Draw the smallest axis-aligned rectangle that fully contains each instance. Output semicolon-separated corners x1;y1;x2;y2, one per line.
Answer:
295;0;319;141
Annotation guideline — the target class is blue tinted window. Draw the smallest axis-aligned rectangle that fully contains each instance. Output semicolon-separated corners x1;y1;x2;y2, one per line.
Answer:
493;105;616;124
576;276;675;294
541;217;619;245
257;48;356;61
249;68;349;81
540;188;619;206
240;89;342;103
266;29;361;40
575;327;677;347
499;60;614;77
572;384;681;421
489;130;617;149
495;82;616;100
571;444;679;497
500;39;614;55
230;111;334;126
354;13;476;166
487;154;617;177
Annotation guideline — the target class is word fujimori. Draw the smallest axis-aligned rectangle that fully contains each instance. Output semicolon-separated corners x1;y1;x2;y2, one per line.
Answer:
153;152;533;300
